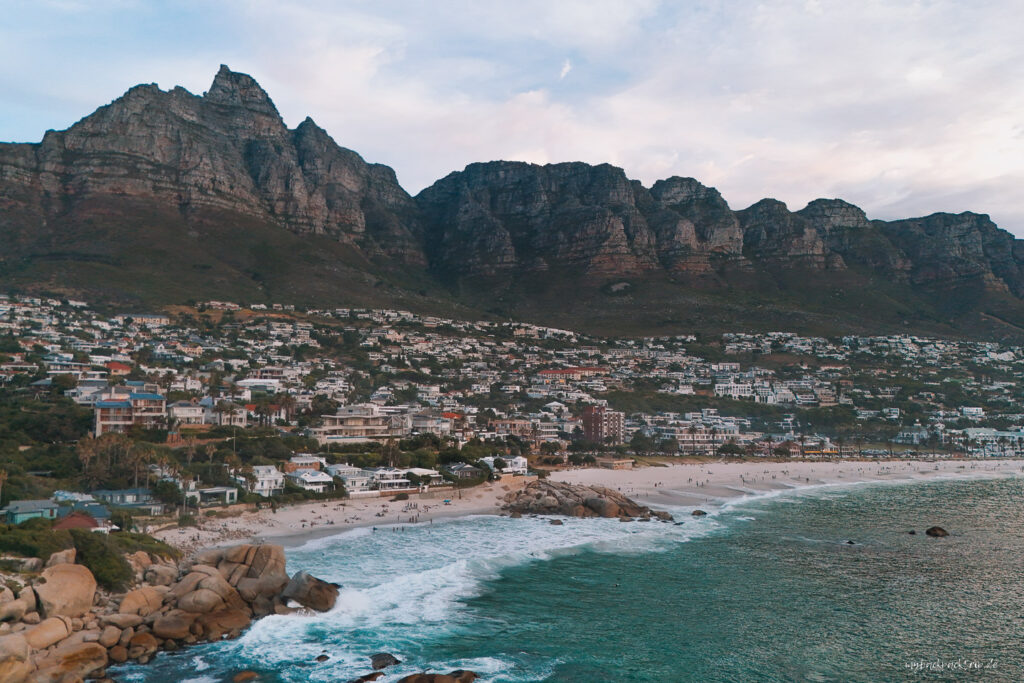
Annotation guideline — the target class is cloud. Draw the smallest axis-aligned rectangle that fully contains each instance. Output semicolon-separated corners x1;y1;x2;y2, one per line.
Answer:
1;0;1023;235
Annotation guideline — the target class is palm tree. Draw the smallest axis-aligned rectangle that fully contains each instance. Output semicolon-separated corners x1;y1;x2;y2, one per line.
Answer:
686;424;698;455
276;392;296;422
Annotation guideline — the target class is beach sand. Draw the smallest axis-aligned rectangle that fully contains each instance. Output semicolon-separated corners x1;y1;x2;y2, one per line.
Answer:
153;479;518;554
552;458;1024;510
154;459;1024;554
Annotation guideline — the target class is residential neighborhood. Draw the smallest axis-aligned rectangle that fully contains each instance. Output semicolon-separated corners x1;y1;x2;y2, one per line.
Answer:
3;293;1024;531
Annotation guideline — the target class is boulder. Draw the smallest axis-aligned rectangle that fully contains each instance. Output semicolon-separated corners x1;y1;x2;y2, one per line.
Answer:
0;587;12;604
691;510;707;517
33;564;97;618
127;631;159;660
926;526;949;537
584;497;621;518
152;611;199;640
195;609;251;640
281;572;339;612
0;598;29;623
119;586;164;616
347;673;385;683
30;641;107;683
144;564;178;586
651;510;674;522
44;549;76;568
24;617;72;650
396;672;478;683
233;672;260;683
235;575;289;603
247;545;287;581
101;613;143;629
0;633;32;683
185;570;248;611
98;625;121;648
371;652;402;670
549;519;563;526
108;645;128;664
177;588;227;614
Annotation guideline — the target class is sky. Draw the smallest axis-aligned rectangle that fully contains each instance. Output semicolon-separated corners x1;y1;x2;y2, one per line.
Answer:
2;0;1022;234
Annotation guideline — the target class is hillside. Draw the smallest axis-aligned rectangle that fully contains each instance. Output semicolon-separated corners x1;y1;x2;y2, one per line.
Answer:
2;66;1023;339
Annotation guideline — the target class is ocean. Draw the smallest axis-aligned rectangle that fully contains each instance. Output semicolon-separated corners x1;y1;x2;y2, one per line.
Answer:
117;475;1024;682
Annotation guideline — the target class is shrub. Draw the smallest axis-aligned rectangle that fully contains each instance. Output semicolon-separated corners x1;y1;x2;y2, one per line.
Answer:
69;529;132;591
177;514;197;527
391;492;410;501
0;523;72;560
111;532;180;561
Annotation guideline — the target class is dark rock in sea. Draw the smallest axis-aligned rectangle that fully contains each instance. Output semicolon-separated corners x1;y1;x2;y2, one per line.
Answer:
282;571;340;611
397;671;479;683
651;510;674;522
692;510;707;517
926;526;949;537
509;512;522;519
908;530;917;535
315;654;329;662
346;673;384;683
233;672;260;683
549;519;564;526
371;652;402;670
846;540;855;545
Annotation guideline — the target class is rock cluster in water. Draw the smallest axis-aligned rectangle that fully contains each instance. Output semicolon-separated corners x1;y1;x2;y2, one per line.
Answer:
503;480;673;522
0;543;338;681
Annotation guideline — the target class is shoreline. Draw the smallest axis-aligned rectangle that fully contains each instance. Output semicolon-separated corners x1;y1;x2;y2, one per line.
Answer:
553;458;1024;512
153;459;1024;554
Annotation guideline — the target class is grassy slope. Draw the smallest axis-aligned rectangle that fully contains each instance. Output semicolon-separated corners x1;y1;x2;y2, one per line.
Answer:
3;196;1024;341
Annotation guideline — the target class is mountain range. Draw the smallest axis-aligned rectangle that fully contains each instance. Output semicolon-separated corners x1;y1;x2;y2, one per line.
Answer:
2;65;1023;339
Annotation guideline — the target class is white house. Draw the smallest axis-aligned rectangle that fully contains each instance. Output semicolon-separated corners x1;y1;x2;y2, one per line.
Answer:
286;469;334;493
363;467;413;491
246;465;285;497
479;455;528;475
326;463;373;494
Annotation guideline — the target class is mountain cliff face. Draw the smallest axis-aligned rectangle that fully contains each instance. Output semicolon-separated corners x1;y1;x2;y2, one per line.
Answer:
0;65;422;265
2;66;1023;337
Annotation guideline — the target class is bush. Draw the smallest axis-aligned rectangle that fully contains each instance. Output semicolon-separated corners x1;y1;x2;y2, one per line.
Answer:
111;532;180;561
0;523;72;560
69;529;133;591
177;514;197;527
391;492;410;501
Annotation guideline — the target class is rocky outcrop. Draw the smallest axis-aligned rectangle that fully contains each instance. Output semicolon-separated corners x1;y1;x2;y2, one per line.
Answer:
0;542;336;682
503;480;672;521
925;526;949;537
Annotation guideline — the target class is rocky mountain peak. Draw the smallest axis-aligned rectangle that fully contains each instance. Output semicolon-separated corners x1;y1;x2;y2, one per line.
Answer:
650;177;725;206
797;198;870;233
205;64;281;119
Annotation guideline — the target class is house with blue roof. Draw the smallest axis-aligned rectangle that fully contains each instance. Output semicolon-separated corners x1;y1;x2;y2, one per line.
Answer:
1;499;60;524
93;387;166;436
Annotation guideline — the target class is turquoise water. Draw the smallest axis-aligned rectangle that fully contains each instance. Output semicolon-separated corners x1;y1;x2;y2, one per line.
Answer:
119;476;1024;682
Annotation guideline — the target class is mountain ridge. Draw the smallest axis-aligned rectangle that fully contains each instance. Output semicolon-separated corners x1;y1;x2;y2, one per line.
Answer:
1;65;1022;339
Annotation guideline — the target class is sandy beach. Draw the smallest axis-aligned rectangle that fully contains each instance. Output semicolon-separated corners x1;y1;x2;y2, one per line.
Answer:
553;458;1024;510
153;479;518;555
154;459;1024;554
